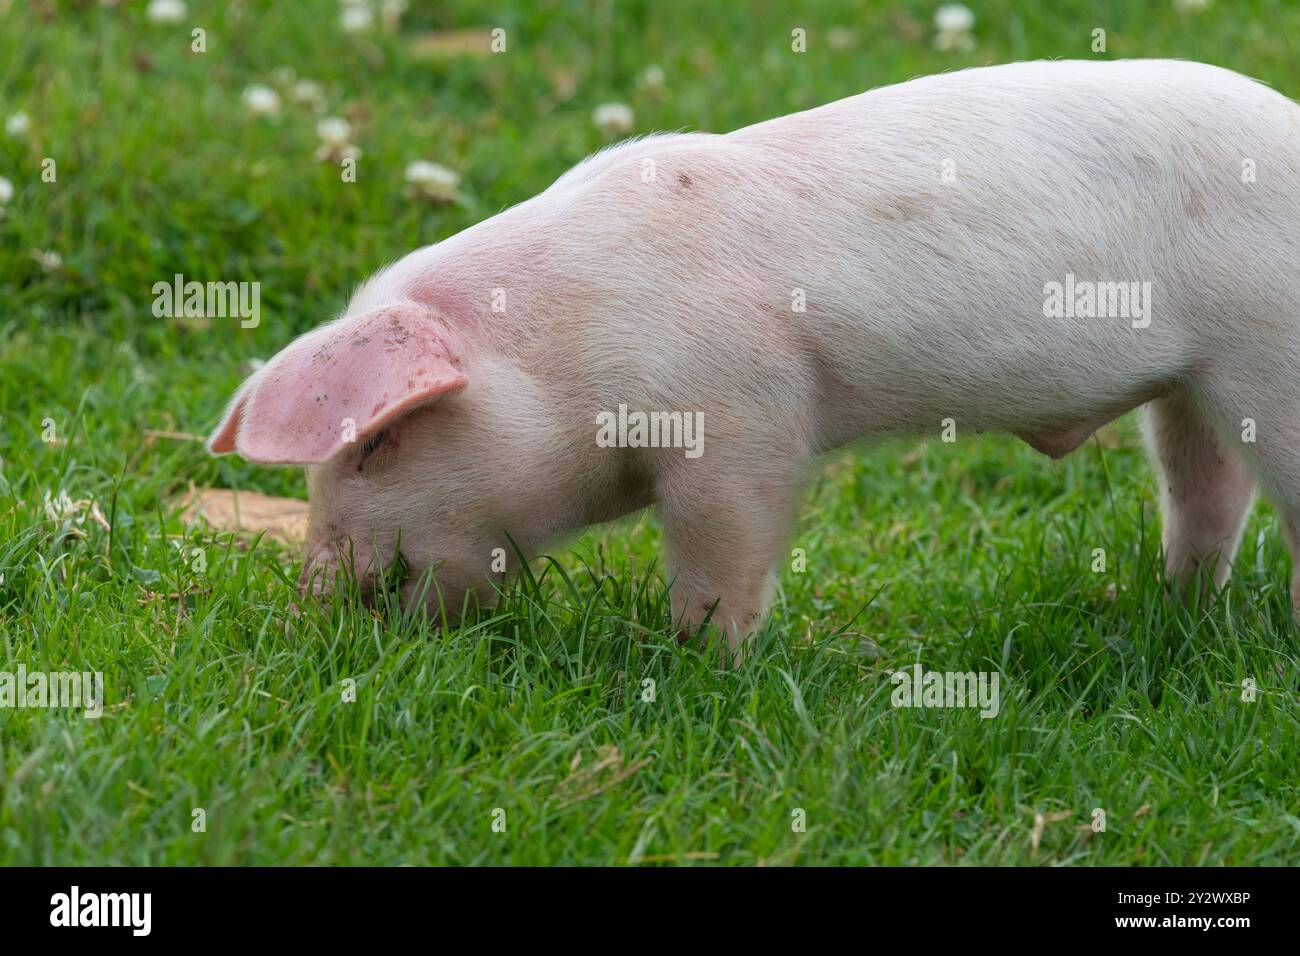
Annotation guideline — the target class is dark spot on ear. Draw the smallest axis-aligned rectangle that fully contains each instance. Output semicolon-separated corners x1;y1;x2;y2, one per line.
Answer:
383;318;414;353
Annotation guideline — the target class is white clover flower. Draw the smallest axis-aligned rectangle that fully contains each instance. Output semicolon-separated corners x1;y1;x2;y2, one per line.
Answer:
380;0;408;31
314;117;358;162
270;65;297;88
0;176;13;204
242;85;281;117
404;160;460;202
827;27;857;50
316;117;352;146
6;111;30;137
593;102;634;137
31;249;62;270
146;0;187;24
340;1;374;33
933;3;975;51
42;490;108;526
44;490;81;524
934;3;974;32
291;79;326;108
637;65;665;91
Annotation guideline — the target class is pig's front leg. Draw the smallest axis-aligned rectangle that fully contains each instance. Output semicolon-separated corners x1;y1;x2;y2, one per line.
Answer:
658;452;807;664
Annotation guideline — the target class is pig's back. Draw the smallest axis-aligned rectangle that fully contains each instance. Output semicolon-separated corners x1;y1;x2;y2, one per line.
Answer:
429;61;1300;444
703;59;1300;437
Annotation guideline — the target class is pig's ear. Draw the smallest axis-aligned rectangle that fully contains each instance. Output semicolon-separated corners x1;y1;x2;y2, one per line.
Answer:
207;305;469;464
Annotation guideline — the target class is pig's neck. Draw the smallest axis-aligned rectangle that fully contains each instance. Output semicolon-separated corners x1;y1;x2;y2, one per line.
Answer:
381;197;577;358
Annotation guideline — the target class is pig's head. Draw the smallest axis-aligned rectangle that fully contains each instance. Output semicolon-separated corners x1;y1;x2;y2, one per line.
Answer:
208;301;528;619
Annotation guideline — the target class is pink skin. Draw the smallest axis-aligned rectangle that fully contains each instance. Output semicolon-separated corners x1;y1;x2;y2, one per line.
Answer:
211;299;652;626
212;60;1300;660
212;304;505;615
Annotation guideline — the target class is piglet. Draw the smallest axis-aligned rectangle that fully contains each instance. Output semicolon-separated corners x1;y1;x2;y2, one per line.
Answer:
211;59;1300;657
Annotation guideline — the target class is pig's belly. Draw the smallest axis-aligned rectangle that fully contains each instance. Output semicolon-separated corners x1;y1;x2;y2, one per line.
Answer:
807;312;1179;454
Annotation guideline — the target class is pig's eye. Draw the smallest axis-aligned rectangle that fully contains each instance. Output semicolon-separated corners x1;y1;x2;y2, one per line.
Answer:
359;430;387;461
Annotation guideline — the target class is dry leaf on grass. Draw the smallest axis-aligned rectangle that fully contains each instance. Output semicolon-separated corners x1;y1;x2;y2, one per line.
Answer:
407;28;495;61
178;488;309;545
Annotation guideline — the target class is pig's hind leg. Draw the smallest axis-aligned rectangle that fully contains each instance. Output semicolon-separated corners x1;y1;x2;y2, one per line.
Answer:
1143;388;1256;599
1201;381;1300;617
1173;357;1300;615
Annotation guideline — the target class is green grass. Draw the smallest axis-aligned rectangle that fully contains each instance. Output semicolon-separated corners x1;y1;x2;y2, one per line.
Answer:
2;0;1299;865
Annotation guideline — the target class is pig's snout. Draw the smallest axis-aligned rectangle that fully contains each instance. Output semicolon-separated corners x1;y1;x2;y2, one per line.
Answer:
299;538;419;610
298;543;342;601
298;540;376;603
297;532;494;623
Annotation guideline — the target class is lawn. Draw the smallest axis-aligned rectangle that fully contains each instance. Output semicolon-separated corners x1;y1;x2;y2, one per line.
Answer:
1;0;1298;865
